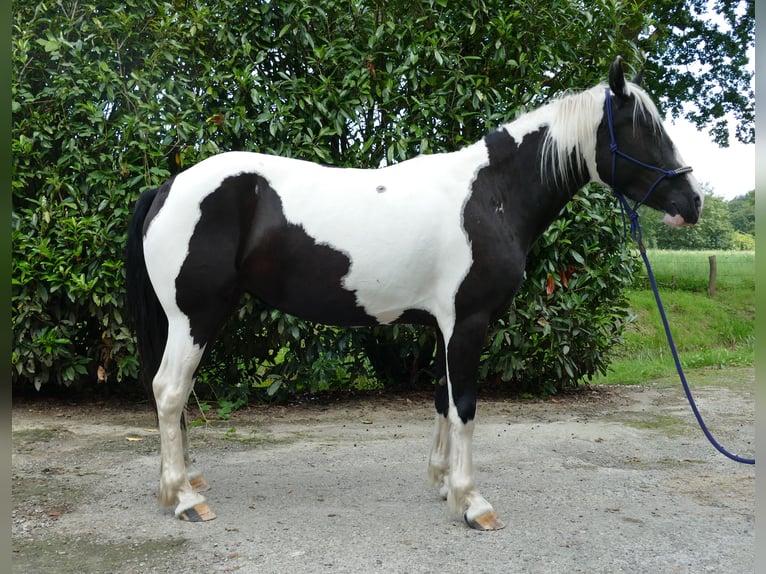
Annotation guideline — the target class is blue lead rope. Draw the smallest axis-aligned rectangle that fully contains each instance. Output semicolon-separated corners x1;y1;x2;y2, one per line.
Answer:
614;198;755;466
605;87;754;465
637;232;754;465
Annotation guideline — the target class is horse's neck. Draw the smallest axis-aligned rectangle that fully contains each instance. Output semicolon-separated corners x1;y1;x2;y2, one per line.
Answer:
479;128;588;253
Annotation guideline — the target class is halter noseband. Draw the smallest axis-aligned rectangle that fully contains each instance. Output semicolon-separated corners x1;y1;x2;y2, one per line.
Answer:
605;88;693;238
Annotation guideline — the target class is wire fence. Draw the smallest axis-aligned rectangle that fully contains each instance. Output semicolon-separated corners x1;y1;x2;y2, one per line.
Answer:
632;249;755;292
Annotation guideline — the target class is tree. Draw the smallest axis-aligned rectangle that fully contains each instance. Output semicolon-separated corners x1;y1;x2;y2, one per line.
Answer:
11;0;753;394
728;190;755;237
641;0;754;146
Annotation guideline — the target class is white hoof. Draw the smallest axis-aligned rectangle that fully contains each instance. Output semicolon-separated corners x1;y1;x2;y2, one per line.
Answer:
464;508;505;531
460;493;505;530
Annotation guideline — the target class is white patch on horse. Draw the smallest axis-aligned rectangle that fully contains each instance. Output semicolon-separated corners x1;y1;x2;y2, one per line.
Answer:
258;144;491;325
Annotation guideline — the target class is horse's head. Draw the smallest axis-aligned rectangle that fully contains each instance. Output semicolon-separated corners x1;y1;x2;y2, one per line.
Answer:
595;58;704;226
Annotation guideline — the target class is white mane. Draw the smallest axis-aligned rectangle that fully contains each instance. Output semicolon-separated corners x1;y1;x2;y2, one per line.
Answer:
532;81;664;189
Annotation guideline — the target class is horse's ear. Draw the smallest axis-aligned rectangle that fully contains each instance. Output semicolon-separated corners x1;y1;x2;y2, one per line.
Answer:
632;69;645;87
609;56;627;98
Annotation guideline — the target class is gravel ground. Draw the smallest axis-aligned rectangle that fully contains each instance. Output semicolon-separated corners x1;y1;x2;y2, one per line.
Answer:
12;371;755;573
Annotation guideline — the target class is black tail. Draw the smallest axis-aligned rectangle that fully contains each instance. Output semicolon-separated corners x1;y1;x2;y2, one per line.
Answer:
125;185;168;398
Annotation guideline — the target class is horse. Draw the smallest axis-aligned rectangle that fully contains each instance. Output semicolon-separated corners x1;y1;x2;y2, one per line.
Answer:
125;57;703;529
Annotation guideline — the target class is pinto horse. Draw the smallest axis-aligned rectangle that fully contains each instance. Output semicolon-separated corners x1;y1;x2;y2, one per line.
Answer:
126;58;702;528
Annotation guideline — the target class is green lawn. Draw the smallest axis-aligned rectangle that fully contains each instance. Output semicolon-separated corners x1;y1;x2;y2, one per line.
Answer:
595;250;754;385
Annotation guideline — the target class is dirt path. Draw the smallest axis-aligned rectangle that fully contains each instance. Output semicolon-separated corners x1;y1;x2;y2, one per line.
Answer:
12;372;755;573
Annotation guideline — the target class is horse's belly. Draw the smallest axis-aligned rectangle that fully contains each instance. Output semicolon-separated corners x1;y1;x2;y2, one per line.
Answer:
243;222;454;327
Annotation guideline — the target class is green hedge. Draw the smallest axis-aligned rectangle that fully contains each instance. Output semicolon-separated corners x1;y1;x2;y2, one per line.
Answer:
13;0;643;395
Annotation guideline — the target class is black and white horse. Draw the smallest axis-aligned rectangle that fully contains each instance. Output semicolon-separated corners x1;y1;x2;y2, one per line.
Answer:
126;58;702;528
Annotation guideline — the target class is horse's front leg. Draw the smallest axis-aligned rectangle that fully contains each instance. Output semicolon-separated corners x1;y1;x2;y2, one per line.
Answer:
441;315;505;531
447;416;504;530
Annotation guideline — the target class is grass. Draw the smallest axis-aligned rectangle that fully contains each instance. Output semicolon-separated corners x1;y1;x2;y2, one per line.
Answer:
595;249;754;385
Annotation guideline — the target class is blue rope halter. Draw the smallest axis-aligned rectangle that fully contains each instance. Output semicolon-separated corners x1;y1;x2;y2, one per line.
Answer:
605;88;694;242
604;88;754;465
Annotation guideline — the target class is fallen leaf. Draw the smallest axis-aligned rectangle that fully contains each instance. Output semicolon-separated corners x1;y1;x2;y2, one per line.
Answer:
126;437;143;442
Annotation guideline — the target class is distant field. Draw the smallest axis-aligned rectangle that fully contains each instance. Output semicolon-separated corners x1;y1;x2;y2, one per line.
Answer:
596;249;755;386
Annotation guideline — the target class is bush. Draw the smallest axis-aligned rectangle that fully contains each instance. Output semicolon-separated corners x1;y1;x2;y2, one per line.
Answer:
13;1;643;397
480;186;639;394
730;231;755;251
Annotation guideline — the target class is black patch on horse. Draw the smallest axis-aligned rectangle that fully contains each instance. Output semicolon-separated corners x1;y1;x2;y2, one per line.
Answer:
239;180;379;327
458;129;543;320
174;173;260;346
176;172;378;347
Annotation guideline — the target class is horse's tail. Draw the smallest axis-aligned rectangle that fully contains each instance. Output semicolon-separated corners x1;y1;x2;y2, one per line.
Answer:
125;185;167;398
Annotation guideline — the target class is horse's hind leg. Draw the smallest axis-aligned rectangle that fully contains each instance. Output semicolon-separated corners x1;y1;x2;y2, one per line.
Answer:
153;320;214;521
428;333;451;499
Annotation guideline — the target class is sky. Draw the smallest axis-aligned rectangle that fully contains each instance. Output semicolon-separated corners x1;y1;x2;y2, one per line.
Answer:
664;116;755;201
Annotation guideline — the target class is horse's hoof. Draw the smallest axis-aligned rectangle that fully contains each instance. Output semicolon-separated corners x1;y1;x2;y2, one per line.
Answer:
464;510;505;531
178;501;216;522
189;474;210;492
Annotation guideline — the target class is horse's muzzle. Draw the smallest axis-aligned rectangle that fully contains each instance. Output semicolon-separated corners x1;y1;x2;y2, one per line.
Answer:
663;213;691;227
